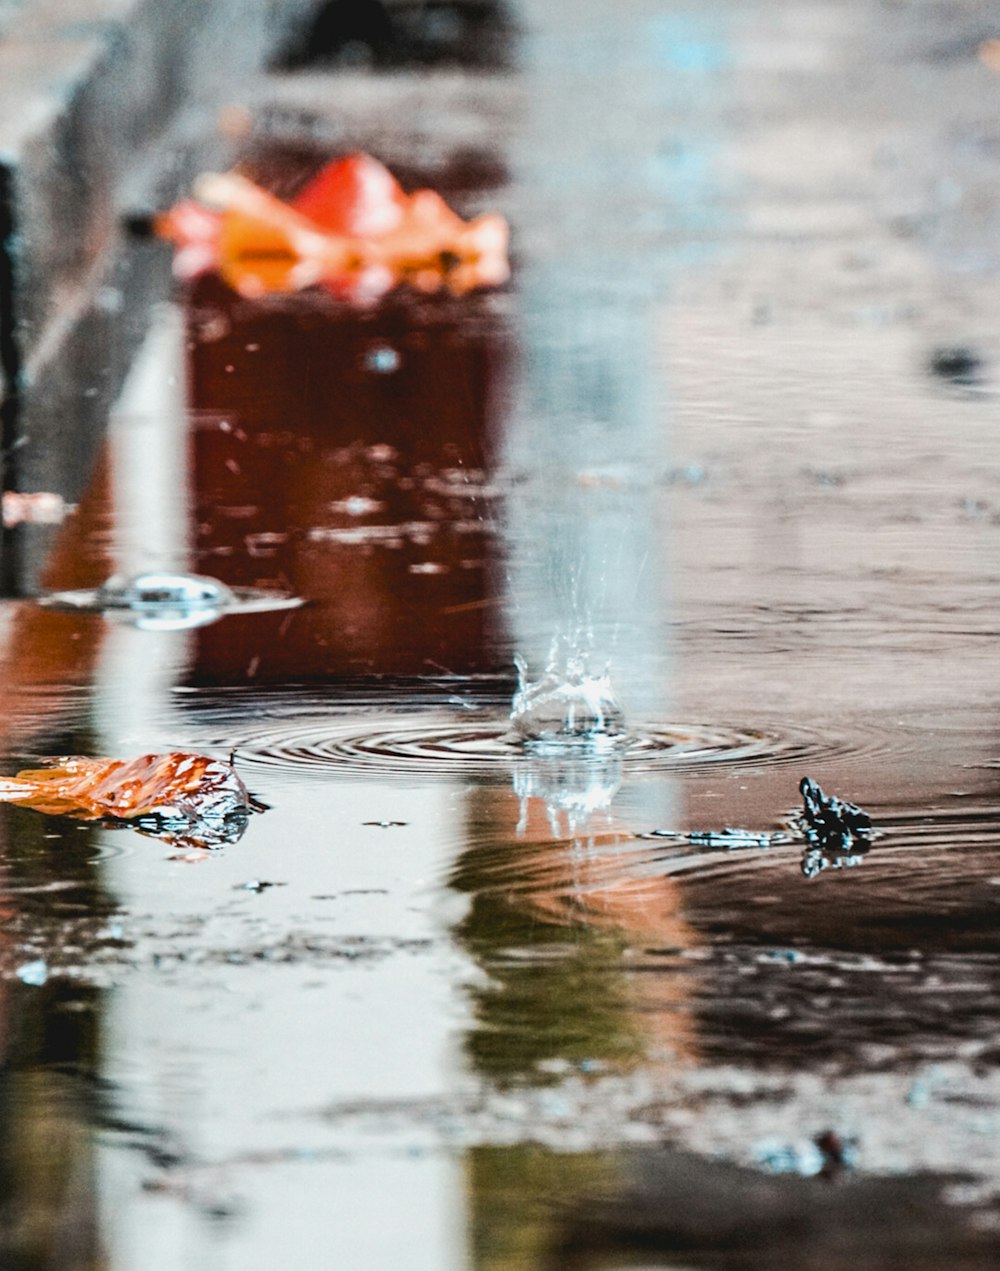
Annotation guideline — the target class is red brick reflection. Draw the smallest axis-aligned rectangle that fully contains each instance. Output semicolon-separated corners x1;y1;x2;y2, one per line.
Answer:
186;277;511;682
0;450;112;742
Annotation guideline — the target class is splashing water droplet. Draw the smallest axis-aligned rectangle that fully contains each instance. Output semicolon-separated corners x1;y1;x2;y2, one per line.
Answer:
510;642;627;749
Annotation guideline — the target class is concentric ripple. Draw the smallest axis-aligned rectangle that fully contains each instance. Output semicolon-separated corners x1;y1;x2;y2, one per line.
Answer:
213;713;835;781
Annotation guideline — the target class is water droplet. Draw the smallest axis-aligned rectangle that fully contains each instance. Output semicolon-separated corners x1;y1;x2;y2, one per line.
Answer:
15;959;48;986
364;345;401;374
328;496;385;517
195;312;230;343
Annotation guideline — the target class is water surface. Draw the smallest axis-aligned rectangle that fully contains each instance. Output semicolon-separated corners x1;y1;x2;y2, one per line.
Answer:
3;0;1000;1266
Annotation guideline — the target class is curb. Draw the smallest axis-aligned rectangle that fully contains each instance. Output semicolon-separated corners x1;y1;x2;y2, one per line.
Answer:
0;0;320;587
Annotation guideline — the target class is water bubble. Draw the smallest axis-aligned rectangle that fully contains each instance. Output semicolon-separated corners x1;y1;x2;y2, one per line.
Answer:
95;572;235;628
99;571;235;610
510;643;627;749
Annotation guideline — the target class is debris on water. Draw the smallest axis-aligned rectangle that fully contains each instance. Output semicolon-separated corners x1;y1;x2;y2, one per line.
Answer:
800;845;869;880
510;644;627;749
814;1129;857;1177
635;779;872;877
0;753;257;849
754;1131;856;1178
14;959;48;986
928;345;983;386
235;880;286;893
2;490;72;527
153;153;509;301
797;777;872;843
754;1137;826;1177
636;827;790;849
795;776;874;878
40;570;302;630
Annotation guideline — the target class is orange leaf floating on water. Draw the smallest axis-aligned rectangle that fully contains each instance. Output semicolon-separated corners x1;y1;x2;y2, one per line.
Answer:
0;753;253;848
155;153;509;302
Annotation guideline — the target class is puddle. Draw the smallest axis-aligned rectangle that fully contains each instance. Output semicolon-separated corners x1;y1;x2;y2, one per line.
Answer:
4;1;1000;1268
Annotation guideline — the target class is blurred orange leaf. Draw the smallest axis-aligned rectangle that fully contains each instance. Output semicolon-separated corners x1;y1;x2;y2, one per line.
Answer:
156;153;509;302
0;753;253;847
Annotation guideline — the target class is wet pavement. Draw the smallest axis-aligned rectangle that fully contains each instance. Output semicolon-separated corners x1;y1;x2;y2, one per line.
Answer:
3;0;1000;1267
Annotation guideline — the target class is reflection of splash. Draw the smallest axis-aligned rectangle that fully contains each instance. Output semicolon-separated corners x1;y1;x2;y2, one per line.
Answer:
510;640;627;748
508;642;631;853
513;749;622;837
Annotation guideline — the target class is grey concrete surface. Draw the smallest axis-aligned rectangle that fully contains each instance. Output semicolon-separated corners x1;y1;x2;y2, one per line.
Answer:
0;0;324;588
0;0;29;37
0;0;322;472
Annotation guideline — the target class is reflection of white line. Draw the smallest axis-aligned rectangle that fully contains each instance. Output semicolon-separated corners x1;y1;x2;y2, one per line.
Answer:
107;304;190;574
94;305;191;752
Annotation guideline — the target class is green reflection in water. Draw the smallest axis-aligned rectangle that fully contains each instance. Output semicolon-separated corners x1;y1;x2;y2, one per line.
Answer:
468;1144;618;1271
0;802;108;1270
457;899;645;1085
452;791;647;1087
